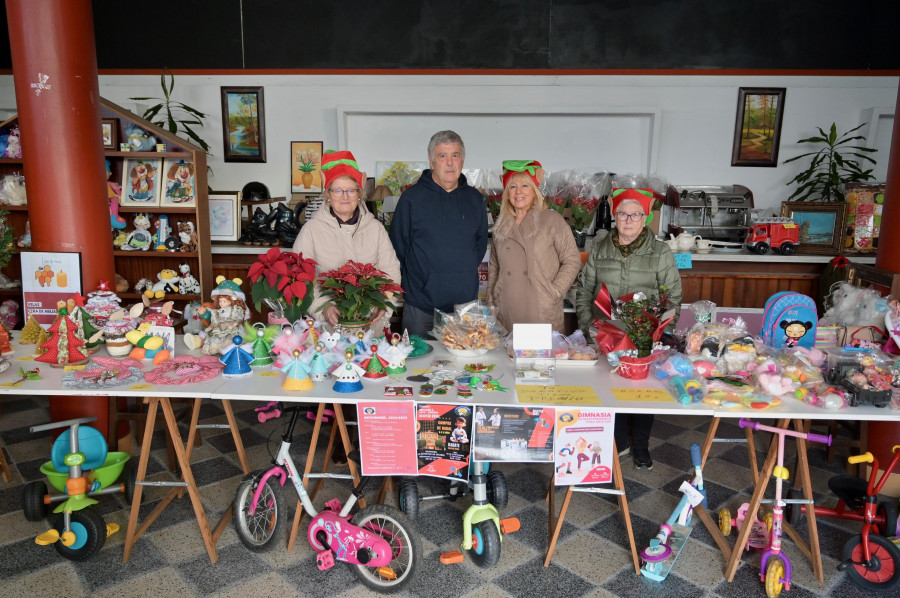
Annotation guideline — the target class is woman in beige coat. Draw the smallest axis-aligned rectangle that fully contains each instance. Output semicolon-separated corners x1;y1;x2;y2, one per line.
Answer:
293;150;400;330
487;160;582;332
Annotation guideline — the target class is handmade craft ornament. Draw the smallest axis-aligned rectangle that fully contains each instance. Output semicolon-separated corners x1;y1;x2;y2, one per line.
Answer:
220;335;254;377
380;333;413;375
187;276;249;355
281;349;314;390
243;322;278;367
68;304;103;354
34;302;89;367
125;305;170;364
361;345;389;380
333;348;366;393
18;314;43;344
0;324;13;356
307;343;336;382
142;355;224;385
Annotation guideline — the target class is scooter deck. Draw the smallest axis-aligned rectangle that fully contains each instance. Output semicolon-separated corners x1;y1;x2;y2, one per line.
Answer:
640;523;693;582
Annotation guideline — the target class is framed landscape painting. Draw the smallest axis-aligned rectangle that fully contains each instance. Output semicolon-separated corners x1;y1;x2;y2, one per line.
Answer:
221;86;266;163
731;87;786;167
780;201;846;255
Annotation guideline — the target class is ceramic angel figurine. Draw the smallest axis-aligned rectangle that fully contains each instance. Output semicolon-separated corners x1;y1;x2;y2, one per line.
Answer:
333;348;366;393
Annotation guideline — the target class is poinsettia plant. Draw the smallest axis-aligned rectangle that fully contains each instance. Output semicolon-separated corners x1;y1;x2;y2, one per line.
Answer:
545;194;569;216
593;284;675;357
571;195;600;231
317;260;403;323
247;247;318;323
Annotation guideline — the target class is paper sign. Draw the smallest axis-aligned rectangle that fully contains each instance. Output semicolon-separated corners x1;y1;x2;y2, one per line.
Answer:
416;403;473;480
674;253;693;269
21;251;82;326
129;384;153;390
16;356;32;361
258;371;279;377
610;387;674;403
472;406;555;462
679;480;705;507
357;401;417;476
515;385;601;405
554;408;614;486
63;364;86;372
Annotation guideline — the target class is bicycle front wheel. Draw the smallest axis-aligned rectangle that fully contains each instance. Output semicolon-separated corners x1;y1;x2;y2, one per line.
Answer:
351;505;421;593
233;469;285;552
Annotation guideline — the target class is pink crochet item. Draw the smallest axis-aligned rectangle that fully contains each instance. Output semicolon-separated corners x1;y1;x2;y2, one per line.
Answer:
143;355;223;385
91;356;144;371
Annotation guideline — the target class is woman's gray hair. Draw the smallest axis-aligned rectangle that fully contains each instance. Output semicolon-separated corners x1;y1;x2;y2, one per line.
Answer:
427;130;465;161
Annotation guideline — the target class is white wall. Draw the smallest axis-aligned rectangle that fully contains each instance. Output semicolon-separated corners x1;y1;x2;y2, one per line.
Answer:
0;74;895;211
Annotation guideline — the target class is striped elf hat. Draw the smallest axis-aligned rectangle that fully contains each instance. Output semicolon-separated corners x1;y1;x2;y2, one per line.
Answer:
321;150;364;188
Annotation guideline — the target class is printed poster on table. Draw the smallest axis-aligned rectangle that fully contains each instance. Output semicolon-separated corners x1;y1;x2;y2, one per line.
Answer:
472;406;555;462
356;401;417;476
21;252;82;326
416;403;472;480
554;409;615;486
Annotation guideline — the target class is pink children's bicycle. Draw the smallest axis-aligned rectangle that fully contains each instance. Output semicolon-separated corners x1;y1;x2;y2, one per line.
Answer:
718;418;831;598
232;401;421;593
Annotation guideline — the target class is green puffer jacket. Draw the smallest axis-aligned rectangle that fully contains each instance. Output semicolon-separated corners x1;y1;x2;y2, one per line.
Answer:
575;229;682;334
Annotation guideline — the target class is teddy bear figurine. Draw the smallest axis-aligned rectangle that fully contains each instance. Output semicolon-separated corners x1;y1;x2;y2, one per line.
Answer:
121;213;152;251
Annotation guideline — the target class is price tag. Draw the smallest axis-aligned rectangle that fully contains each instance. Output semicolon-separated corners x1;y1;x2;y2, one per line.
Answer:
129;384;153;390
1;381;23;387
610;387;674;403
63;364;86;372
16;356;33;361
258;371;279;377
674;253;693;269
679;480;705;507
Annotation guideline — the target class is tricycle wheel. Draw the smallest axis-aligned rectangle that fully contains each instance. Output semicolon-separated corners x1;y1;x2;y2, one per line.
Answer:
351;505;421;593
842;533;900;591
765;556;785;598
398;479;419;519
718;508;732;536
53;508;106;561
123;461;138;506
468;520;501;568
877;500;899;537
486;471;508;510
23;480;50;522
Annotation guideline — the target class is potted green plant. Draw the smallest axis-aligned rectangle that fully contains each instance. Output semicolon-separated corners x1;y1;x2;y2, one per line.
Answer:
317;260;403;327
784;123;877;202
129;69;211;153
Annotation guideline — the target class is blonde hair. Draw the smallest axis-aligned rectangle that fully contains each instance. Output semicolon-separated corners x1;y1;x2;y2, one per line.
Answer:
499;172;546;219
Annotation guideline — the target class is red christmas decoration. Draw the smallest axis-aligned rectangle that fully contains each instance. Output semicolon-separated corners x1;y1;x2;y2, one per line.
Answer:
34;304;89;368
0;324;13;356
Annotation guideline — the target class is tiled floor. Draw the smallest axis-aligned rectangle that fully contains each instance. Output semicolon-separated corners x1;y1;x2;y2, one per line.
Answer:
0;395;895;598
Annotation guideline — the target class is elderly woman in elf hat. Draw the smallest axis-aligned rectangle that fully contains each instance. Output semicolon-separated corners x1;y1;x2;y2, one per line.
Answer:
487;160;581;333
185;275;250;355
575;188;682;471
293;150;400;330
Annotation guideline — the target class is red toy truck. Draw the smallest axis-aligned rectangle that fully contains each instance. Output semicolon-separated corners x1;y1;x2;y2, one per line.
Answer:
745;219;799;255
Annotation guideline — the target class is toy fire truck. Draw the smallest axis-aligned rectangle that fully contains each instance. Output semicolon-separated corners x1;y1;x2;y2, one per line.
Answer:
745;218;799;255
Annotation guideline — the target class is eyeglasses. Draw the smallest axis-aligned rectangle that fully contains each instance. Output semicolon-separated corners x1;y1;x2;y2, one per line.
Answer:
615;212;645;222
329;188;359;198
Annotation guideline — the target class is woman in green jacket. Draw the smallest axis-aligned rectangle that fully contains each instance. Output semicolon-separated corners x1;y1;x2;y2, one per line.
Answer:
575;188;682;470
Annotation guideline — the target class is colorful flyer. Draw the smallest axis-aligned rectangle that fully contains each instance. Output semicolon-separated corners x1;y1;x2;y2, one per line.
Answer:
554;408;615;486
356;401;417;476
21;251;82;326
416;403;473;480
472;406;555;462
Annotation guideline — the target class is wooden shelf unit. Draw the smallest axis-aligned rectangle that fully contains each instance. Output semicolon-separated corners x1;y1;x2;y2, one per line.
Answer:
0;98;212;317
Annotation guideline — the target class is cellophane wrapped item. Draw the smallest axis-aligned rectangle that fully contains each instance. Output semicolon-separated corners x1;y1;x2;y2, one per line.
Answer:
476;169;504;223
543;170;571;217
432;301;507;354
552;329;598;360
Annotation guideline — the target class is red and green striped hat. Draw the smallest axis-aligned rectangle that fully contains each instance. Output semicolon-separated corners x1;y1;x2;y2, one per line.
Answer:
321;150;364;189
501;159;543;189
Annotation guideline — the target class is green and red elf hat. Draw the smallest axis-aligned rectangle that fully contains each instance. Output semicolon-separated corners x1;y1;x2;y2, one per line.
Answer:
501;160;543;189
321;150;364;189
610;188;655;224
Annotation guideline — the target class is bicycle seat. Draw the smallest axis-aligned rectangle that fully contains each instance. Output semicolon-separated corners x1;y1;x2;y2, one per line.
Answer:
51;425;108;472
828;474;868;511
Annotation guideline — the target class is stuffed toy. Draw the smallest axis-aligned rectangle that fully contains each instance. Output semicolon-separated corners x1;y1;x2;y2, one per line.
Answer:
821;282;867;325
178;262;200;295
177;221;198;252
121;213;152;251
0;299;19;330
4;126;22;158
757;372;795;397
123;123;157;152
0;174;26;206
145;268;181;299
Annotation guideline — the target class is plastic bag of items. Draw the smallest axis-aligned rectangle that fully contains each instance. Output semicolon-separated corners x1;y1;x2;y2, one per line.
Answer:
432;301;506;356
551;329;598;361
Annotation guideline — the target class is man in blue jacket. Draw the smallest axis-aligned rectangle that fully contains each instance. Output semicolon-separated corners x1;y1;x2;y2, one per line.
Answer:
389;130;488;337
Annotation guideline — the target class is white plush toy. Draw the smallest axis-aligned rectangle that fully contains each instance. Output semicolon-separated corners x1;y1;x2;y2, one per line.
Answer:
178;262;200;295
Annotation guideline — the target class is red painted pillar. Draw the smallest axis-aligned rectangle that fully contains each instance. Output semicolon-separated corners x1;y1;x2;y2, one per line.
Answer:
876;80;900;275
7;0;115;435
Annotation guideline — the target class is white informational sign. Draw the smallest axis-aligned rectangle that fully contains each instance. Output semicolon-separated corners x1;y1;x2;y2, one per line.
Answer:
149;325;176;356
554;408;615;486
20;252;82;326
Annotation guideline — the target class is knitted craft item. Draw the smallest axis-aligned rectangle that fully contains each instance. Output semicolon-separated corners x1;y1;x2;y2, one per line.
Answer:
34;306;89;367
244;322;278;367
280;350;314;391
143;355;224;385
361;345;389;380
19;315;43;344
220;336;254;377
63;356;143;388
333;349;366;393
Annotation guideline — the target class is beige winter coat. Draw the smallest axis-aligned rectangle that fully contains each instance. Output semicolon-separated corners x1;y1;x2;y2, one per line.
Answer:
487;208;582;332
293;200;401;327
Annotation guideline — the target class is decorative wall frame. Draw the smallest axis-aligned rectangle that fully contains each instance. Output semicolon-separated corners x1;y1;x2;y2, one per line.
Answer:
101;117;118;150
162;158;197;207
120;158;162;207
291;141;324;193
780;201;846;255
731;87;786;167
221;86;266;163
208;191;241;242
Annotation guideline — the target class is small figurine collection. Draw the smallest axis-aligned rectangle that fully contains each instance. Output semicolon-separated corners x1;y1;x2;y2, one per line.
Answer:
114;212;198;255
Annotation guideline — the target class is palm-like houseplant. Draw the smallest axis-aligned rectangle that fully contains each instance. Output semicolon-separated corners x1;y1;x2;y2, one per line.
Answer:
129;69;211;153
784;123;877;202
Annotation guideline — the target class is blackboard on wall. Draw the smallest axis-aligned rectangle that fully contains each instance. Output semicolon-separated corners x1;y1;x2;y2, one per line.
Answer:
2;0;899;71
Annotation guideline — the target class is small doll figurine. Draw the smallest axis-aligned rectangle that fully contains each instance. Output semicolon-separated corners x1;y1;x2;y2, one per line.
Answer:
333;348;366;393
308;343;333;382
107;160;126;230
220;335;254;377
245;321;278;367
281;349;314;391
185;276;250;355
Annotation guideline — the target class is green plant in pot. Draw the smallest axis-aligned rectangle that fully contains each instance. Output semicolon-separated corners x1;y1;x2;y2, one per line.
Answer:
784;123;877;202
129;69;211;153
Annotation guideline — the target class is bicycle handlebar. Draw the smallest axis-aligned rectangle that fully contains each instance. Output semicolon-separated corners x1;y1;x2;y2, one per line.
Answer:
848;452;874;465
806;432;832;446
255;401;282;423
690;443;702;468
739;418;831;446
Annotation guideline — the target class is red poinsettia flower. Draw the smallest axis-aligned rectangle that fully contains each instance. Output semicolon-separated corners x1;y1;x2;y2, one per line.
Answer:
248;247;318;322
317;260;403;323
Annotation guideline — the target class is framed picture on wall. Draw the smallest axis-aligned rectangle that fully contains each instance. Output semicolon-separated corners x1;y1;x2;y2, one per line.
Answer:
162;158;197;207
291;141;324;193
208;191;241;242
101;118;118;150
780;201;847;255
731;87;786;167
221;86;266;163
120;158;162;207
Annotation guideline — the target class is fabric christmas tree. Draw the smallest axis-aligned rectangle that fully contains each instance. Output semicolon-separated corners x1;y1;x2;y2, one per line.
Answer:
69;305;103;353
361;345;389;380
19;315;44;344
35;305;88;367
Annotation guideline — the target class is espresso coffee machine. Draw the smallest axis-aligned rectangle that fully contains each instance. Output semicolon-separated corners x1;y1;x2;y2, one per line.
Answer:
664;185;753;243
